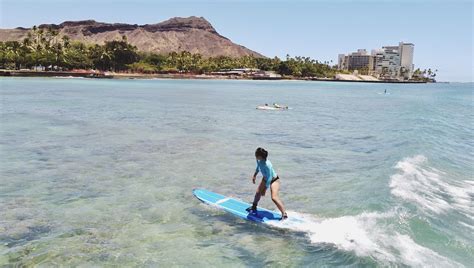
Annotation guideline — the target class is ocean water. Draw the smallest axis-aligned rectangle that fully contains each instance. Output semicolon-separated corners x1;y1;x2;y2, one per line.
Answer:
0;77;472;267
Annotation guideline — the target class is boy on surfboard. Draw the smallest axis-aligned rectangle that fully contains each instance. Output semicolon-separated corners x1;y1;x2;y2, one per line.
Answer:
246;147;288;220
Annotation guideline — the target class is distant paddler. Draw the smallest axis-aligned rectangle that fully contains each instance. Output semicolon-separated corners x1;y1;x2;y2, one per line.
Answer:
273;103;289;109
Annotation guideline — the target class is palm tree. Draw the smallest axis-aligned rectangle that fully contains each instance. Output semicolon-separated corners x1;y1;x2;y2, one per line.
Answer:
427;68;432;80
22;37;31;47
61;36;70;49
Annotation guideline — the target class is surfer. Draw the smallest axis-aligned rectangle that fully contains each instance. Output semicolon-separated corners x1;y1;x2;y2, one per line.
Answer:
273;103;289;109
246;147;288;220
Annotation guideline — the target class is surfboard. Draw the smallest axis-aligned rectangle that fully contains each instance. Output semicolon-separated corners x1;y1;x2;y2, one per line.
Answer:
193;188;282;223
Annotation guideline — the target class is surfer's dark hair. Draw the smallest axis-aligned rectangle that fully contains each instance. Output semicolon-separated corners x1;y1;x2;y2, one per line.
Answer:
255;147;268;159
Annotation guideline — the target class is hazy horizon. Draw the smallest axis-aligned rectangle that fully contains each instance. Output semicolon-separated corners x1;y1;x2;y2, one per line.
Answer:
0;0;472;82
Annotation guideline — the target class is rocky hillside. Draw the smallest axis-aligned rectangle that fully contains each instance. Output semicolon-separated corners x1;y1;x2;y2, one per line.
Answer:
0;16;264;58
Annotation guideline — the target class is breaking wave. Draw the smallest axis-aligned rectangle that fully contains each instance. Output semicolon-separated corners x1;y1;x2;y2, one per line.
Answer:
267;155;472;267
269;211;462;267
389;155;473;227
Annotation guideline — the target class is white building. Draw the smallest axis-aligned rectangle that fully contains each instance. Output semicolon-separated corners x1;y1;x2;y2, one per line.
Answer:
338;42;415;80
373;46;400;79
399;42;414;78
372;42;414;79
338;54;347;70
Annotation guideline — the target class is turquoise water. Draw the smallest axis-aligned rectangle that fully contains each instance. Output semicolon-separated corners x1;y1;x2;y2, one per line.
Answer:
0;77;472;267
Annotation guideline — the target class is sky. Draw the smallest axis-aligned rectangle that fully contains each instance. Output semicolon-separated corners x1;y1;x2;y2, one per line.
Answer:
0;0;472;82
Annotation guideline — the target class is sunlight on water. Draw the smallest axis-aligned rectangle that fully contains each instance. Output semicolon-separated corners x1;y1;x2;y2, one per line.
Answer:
0;78;473;266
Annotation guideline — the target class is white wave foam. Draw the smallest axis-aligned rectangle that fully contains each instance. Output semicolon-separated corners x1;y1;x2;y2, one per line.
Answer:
389;155;474;222
459;221;474;231
389;234;462;268
268;211;462;267
264;155;469;266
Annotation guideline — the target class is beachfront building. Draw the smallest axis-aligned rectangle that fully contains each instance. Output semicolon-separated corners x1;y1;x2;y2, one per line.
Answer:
399;42;415;78
252;70;282;80
373;46;400;79
337;49;374;74
211;68;259;76
338;42;415;80
373;42;414;79
337;54;347;70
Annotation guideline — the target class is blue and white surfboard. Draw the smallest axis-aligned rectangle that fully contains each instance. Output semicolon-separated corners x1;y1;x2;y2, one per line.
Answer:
193;188;282;223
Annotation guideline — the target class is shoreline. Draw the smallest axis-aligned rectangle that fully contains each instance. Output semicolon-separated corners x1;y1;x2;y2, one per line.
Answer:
0;70;429;84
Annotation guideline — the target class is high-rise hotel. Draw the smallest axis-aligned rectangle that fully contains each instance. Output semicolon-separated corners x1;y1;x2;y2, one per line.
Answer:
338;42;414;79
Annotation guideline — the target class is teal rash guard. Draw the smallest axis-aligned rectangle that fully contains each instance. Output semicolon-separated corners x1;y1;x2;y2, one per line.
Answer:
255;160;278;189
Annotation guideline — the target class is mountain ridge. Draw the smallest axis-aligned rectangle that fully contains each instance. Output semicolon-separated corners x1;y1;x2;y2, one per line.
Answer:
0;16;264;58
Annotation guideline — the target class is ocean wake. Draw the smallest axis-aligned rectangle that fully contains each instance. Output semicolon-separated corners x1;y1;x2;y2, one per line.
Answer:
268;211;462;267
266;154;472;267
389;155;473;226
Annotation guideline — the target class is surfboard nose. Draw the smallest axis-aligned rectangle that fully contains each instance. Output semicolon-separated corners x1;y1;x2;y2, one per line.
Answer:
192;188;205;197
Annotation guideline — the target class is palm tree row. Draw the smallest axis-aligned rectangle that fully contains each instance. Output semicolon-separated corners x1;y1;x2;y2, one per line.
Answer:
413;68;438;82
2;26;437;81
0;26;339;78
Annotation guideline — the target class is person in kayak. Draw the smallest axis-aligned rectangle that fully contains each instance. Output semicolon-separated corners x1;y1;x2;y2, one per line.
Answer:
273;103;289;109
246;147;288;220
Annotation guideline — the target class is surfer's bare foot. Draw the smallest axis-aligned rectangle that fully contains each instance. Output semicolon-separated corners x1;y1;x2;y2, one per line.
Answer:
280;212;288;221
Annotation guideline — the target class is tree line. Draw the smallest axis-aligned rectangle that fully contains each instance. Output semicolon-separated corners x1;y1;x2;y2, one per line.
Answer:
412;68;438;82
0;27;438;81
0;27;337;78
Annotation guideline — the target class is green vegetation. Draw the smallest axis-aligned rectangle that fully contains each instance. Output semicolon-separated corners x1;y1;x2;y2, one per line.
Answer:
412;68;438;82
0;27;337;78
0;27;439;81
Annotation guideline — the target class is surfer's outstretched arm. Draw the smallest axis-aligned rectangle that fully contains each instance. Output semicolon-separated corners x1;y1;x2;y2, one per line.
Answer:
252;168;259;184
